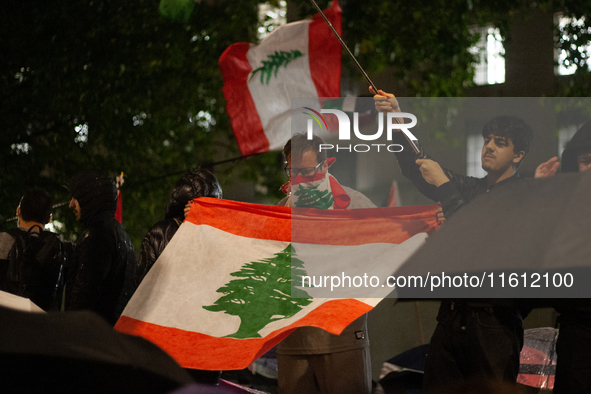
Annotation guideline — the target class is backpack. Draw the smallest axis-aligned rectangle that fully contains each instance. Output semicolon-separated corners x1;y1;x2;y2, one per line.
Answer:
4;226;69;311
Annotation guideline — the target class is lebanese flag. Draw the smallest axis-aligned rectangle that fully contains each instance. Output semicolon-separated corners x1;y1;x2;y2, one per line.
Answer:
115;198;439;370
219;1;341;156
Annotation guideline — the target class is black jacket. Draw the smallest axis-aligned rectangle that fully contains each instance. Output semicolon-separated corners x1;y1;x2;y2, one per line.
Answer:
3;227;71;311
135;169;222;287
135;217;182;287
66;171;136;325
391;132;521;217
392;132;527;314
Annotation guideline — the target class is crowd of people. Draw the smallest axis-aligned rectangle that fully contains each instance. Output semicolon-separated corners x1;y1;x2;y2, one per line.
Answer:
0;169;222;326
1;90;591;393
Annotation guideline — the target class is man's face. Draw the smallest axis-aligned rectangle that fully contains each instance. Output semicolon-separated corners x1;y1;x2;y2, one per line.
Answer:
69;197;81;221
577;151;591;172
287;150;328;178
481;134;524;174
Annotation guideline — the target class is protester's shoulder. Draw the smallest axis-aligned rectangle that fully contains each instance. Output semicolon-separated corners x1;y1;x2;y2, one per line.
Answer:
443;169;487;195
342;186;377;209
152;217;181;233
142;218;179;247
80;217;123;246
40;229;61;239
39;229;69;247
0;231;17;260
442;167;481;186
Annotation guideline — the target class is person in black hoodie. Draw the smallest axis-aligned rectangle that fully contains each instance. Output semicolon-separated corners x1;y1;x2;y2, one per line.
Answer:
135;169;222;287
553;120;591;394
66;170;136;326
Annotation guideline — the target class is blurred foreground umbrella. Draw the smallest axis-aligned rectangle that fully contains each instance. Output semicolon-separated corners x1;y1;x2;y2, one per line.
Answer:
394;170;591;298
0;306;194;393
517;328;557;390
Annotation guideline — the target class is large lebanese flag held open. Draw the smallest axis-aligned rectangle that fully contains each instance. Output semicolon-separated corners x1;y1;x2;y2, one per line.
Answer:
115;198;439;370
219;1;341;156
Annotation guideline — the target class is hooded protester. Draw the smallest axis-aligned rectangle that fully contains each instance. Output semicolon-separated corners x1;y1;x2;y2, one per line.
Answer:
553;120;591;394
66;170;136;326
135;169;222;287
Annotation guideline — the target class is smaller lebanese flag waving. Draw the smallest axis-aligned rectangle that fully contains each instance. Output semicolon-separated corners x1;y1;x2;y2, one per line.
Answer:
220;1;341;156
115;198;439;370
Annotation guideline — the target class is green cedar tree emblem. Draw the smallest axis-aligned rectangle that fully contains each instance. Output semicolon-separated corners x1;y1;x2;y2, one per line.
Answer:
202;244;312;339
293;184;333;209
250;50;304;85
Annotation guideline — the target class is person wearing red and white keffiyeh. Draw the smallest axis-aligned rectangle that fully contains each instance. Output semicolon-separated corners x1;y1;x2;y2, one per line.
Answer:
276;133;375;394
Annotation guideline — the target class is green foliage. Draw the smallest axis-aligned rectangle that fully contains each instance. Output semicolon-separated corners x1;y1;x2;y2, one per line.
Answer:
159;0;197;23
0;0;265;245
290;0;591;97
291;0;480;96
203;244;312;339
3;0;591;244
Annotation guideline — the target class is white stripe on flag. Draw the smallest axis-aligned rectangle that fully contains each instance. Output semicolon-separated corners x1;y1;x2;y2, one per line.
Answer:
246;21;320;152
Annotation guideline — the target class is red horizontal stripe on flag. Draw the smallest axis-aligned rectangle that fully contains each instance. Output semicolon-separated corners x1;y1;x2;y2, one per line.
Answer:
186;198;439;245
186;198;292;242
291;205;438;244
220;42;269;155
116;299;372;370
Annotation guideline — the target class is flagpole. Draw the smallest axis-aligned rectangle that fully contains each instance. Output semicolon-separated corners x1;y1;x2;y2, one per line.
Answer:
308;0;422;156
308;0;378;94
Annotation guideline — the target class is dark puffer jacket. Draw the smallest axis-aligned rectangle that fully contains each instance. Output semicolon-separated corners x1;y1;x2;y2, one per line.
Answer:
135;169;222;287
66;171;136;325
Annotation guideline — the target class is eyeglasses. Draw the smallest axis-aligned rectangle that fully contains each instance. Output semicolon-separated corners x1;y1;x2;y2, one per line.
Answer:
284;161;324;178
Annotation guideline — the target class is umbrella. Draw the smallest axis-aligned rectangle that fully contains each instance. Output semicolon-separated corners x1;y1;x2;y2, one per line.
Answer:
393;170;591;299
0;306;194;393
517;328;558;389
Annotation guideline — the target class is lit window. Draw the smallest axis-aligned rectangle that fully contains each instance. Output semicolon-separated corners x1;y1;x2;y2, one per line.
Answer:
469;26;505;85
466;134;487;178
556;15;591;75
